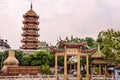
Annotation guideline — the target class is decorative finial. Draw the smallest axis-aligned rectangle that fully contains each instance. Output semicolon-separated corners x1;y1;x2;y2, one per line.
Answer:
59;36;62;41
50;43;53;47
30;2;33;9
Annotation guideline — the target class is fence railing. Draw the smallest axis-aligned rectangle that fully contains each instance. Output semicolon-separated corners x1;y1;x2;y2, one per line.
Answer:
91;75;107;80
0;75;57;80
0;75;114;80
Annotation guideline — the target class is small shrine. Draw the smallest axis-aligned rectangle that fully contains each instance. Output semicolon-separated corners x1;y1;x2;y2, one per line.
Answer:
91;48;109;75
20;3;40;50
51;39;96;80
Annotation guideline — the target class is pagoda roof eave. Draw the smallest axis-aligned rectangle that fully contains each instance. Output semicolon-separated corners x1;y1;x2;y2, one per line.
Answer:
23;9;39;18
23;14;39;18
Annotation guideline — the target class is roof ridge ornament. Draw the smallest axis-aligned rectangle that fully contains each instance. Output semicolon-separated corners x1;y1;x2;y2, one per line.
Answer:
59;36;63;41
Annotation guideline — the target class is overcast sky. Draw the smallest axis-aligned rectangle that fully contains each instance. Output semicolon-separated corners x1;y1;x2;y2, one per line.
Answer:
0;0;120;49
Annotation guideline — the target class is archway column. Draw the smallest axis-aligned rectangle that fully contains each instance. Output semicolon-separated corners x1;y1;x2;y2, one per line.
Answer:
64;47;67;80
74;63;76;71
86;53;89;80
77;48;81;80
105;64;107;75
99;65;101;75
55;53;58;78
70;62;72;72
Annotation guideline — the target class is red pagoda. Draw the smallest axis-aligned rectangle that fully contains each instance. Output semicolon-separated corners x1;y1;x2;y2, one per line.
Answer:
20;4;40;50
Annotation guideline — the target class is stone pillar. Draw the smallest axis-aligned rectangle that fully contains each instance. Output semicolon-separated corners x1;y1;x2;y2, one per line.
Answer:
64;47;67;80
55;53;58;77
70;62;72;72
86;54;89;80
77;48;81;80
105;65;107;75
2;50;19;75
74;63;76;71
99;65;101;75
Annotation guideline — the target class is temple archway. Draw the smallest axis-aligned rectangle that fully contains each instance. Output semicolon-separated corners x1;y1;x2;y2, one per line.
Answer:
51;40;96;80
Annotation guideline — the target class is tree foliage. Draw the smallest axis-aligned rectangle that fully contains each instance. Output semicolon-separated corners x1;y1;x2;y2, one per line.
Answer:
27;51;51;66
0;51;8;69
0;50;29;68
85;37;97;48
97;29;120;64
41;64;51;75
15;51;29;66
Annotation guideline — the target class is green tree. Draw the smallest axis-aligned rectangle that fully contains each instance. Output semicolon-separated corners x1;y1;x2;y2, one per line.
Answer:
58;57;64;66
27;51;51;66
0;51;8;69
85;37;97;48
49;52;55;67
41;64;51;75
97;29;120;64
15;51;29;66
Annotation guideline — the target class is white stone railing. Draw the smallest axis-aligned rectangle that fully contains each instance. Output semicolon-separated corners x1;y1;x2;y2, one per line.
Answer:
91;75;106;80
0;75;57;80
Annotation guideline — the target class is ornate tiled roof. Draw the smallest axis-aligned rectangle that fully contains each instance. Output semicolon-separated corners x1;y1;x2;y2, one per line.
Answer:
0;39;10;48
23;3;39;18
59;41;86;48
23;9;39;18
91;48;109;64
92;50;105;58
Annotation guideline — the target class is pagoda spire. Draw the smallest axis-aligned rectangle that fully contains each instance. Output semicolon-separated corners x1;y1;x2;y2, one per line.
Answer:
30;2;33;9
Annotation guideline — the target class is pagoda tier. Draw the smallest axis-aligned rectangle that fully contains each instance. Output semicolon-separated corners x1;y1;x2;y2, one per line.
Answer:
20;4;40;50
20;44;39;49
21;31;40;37
23;9;39;18
23;20;39;25
22;25;39;31
21;37;40;43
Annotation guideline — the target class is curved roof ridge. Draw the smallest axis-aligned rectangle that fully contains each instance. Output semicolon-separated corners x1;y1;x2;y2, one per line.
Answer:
92;50;105;58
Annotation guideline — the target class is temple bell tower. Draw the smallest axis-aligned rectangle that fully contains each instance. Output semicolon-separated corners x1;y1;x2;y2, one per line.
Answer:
20;3;40;50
